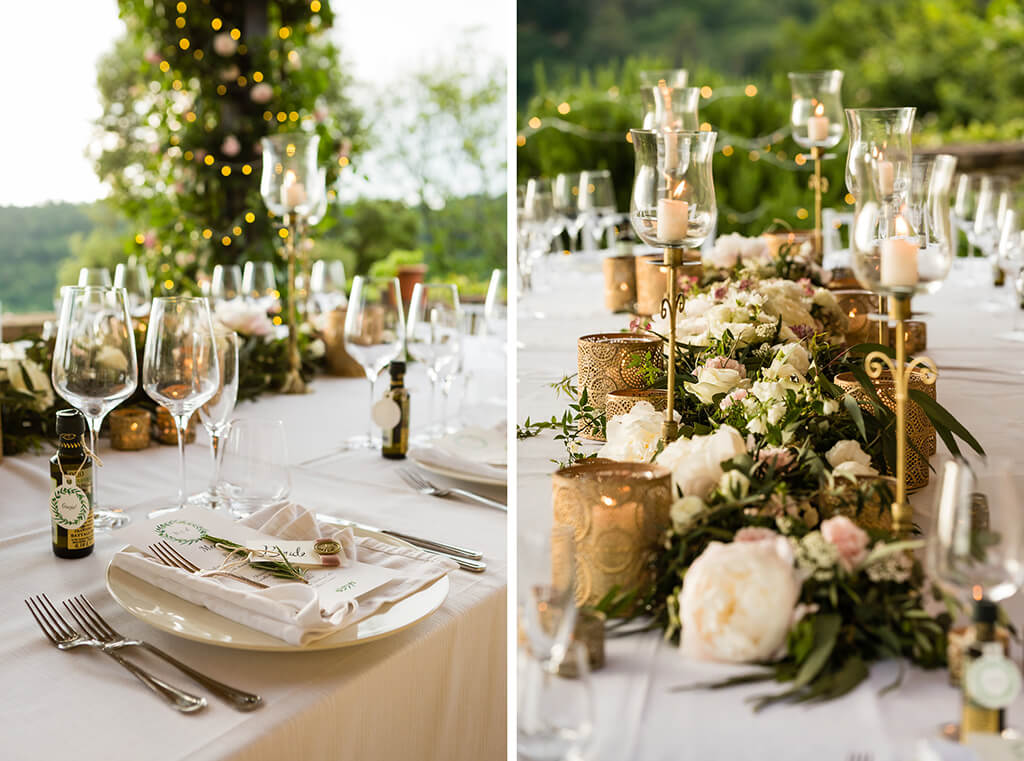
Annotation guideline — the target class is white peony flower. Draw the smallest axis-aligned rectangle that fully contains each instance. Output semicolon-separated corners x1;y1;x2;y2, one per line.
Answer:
656;425;746;498
1;357;55;411
767;343;810;377
684;358;749;405
703;233;744;269
680;536;801;663
214;301;274;338
826;439;879;479
718;469;750;499
597;401;666;463
95;345;129;372
670;495;707;531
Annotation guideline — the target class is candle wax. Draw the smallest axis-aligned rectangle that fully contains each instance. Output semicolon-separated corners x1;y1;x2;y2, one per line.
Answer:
807;114;830;143
876;160;895;196
880;237;919;287
656;199;689;241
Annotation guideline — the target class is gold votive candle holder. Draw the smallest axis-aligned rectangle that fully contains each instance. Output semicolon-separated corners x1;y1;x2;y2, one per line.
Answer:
761;229;818;259
577;333;664;441
109;407;151;451
602;255;637;313
834;369;937;489
634;254;666;317
833;289;879;347
815;475;897;533
154;406;197;445
888;319;927;355
606;388;667;422
552;459;673;608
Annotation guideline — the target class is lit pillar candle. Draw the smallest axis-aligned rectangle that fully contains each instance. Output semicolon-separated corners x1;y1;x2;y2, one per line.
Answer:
657;198;689;241
807;103;829;143
280;170;307;210
876;160;895;196
880;219;919;287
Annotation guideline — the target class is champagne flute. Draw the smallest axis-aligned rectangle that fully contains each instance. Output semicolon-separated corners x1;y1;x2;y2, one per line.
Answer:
142;297;220;517
242;261;278;312
211;264;243;304
113;262;153;319
190;326;239;509
407;283;462;438
51;286;139;530
343;277;405;449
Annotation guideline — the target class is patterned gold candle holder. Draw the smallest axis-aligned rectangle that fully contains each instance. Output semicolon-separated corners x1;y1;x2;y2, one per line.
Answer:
577;333;664;441
835;369;937;490
833;289;881;347
815;475;897;532
552;459;673;608
109;408;151;451
603;255;637;313
634;254;667;317
888;319;927;355
605;388;667;422
761;229;818;259
154;406;197;445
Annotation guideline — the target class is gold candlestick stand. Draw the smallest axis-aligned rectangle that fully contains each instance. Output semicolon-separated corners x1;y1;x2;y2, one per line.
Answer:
809;146;828;260
862;293;937;535
657;246;699;443
280;212;307;394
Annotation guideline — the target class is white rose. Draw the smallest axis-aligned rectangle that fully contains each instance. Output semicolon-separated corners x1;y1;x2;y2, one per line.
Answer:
684;365;749;405
768;343;810;377
822;398;839;415
215;301;273;338
656;425;746;498
4;358;55;411
670;495;707;531
680;536;801;662
95;345;129;372
703;233;744;269
739;236;772;266
598;401;666;463
718;469;750;499
826;439;879;479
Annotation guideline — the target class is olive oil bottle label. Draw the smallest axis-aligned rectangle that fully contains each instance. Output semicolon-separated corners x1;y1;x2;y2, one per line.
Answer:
372;397;402;430
51;474;90;530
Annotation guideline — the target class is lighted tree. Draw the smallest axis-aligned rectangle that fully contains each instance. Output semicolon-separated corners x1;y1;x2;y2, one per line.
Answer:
93;0;364;292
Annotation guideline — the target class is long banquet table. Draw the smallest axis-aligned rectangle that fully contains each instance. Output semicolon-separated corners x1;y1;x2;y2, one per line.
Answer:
0;337;507;761
518;252;1024;761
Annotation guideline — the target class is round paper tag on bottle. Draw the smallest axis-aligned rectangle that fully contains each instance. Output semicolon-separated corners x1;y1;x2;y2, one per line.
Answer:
371;397;402;429
50;475;90;530
965;649;1022;710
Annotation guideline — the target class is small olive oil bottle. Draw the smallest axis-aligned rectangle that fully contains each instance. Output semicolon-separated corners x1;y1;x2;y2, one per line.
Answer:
49;409;95;559
382;361;410;460
962;599;1005;737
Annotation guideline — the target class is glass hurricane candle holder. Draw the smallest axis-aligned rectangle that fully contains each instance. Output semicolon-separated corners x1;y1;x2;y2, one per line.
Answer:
642;85;700;131
788;70;844;150
844;107;916;199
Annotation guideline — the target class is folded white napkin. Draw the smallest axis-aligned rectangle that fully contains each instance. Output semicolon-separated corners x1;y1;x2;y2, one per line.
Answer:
408;445;508;483
111;503;457;646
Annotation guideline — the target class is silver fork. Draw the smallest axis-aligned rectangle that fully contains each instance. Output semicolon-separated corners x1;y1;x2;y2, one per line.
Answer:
149;541;270;590
25;594;206;713
399;468;507;512
63;595;262;712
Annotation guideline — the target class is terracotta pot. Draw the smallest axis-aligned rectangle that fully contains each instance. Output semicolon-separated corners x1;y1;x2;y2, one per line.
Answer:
396;264;427;305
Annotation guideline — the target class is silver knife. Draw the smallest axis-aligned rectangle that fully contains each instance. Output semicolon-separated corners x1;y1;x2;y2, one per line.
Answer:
316;514;484;560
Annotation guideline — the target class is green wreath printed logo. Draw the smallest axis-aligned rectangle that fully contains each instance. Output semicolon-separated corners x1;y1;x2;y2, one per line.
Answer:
155;520;208;545
50;484;89;530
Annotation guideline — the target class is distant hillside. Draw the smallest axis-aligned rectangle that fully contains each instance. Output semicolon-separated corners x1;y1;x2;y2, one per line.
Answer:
0;203;96;313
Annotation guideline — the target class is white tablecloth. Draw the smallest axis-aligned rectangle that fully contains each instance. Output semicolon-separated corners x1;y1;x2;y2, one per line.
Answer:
517;255;1024;760
0;337;507;761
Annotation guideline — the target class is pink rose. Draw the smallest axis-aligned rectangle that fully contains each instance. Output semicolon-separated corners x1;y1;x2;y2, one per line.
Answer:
719;387;747;410
705;356;746;378
250;83;273;104
734;527;777;543
221;135;241;157
820;516;869;572
758;446;794;471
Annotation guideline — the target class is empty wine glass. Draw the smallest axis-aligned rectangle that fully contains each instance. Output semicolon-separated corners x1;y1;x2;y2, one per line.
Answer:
219;418;291;517
310;259;348;314
51;286;139;530
78;268;112;287
522;178;560;288
343;276;405;449
518;642;595;761
520;524;579;666
142;297;220;517
579;169;618;249
211;264;243;304
554;172;583;251
190;326;239;509
484;268;507;339
407;283;462;438
113;262;153;319
242;261;278;312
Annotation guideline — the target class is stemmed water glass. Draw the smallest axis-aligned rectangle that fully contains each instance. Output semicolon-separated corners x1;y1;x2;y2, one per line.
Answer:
484;268;507;339
310;259;348;314
190;326;239;509
211;264;243;304
51;286;139;530
78;268;112;287
578;169;618;249
521;178;560;290
952;173;980;275
142;297;220;517
113;262;152;319
554;173;584;252
407;283;462;438
242;261;278;312
343;277;405;449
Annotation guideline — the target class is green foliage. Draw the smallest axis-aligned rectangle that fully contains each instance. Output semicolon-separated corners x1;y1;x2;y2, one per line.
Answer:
368;249;425;280
328;199;420;276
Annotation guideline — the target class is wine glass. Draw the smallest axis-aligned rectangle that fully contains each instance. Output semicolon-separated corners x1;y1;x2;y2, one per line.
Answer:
190;326;239;509
310;259;348;314
219;418;291;517
518;641;594;761
305;168;329;227
210;264;243;304
484;268;507;339
554;172;583;251
343;277;405;449
142;297;220;517
113;262;152;319
407;283;462;438
78;268;112;287
578;170;618;249
51;286;139;530
522;178;560;288
242;261;278;312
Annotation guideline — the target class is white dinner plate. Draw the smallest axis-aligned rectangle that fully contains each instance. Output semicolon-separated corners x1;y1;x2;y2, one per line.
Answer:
410;456;508;488
105;529;450;652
